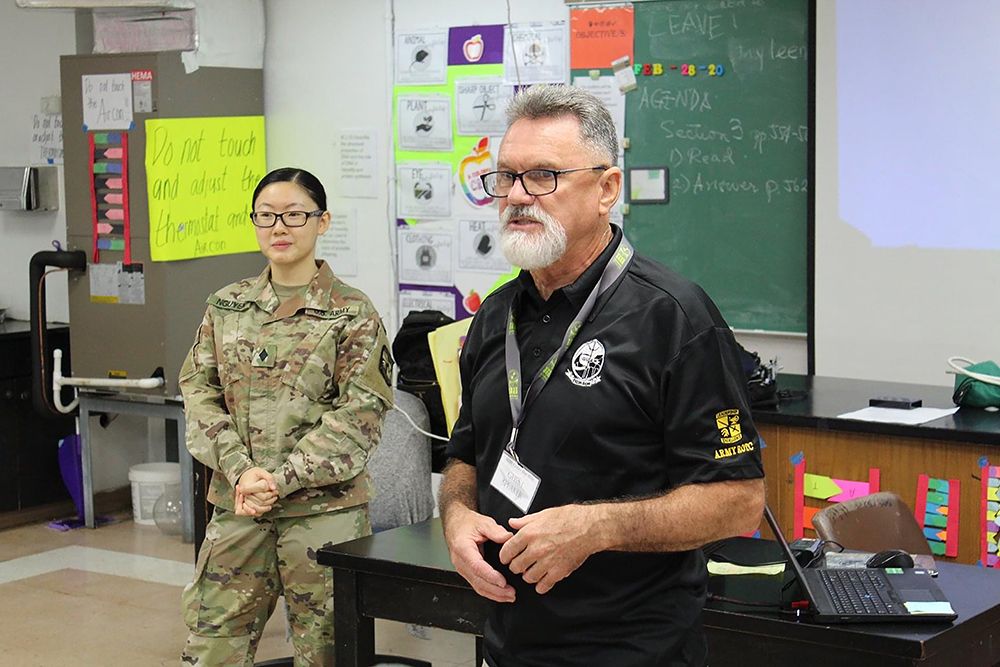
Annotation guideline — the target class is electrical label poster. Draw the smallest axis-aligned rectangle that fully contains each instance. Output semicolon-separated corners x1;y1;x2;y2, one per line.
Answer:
82;73;134;131
915;475;960;558
144;115;265;261
334;128;378;199
397;226;454;287
982;464;1000;568
118;262;146;304
396;163;451;219
88;261;144;304
131;69;153;113
88;262;119;303
504;21;569;84
455;79;512;136
88;131;131;264
458;219;508;273
316;205;358;277
399;288;457;321
397;94;453;151
395;30;448;85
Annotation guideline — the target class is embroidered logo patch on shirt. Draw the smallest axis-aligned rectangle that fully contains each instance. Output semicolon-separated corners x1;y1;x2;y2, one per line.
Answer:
715;408;742;444
566;339;605;387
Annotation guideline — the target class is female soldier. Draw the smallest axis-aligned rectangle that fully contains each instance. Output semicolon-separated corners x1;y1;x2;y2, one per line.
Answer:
179;167;394;665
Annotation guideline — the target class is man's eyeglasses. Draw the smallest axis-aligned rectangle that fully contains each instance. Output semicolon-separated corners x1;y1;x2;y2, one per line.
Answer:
249;210;324;228
480;166;608;198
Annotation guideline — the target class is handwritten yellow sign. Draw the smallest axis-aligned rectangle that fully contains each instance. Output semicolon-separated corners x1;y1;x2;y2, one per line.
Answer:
145;116;266;261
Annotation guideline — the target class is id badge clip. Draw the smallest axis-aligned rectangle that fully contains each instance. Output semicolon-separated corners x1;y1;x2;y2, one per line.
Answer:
489;430;540;513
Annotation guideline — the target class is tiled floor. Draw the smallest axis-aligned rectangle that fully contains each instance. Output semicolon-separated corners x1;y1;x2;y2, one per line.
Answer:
0;513;477;666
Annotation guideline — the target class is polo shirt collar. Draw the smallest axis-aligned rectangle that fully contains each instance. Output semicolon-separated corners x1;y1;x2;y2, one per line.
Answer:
515;224;621;309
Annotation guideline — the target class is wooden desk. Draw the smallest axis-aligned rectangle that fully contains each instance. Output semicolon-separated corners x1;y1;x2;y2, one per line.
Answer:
319;519;1000;667
755;375;1000;564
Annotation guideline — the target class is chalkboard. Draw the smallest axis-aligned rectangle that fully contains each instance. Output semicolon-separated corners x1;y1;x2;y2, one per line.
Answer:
624;0;810;333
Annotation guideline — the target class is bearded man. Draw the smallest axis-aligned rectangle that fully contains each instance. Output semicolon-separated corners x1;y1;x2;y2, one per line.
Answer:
439;85;765;667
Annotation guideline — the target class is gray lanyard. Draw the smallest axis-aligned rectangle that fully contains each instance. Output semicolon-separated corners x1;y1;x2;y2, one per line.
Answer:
504;231;634;455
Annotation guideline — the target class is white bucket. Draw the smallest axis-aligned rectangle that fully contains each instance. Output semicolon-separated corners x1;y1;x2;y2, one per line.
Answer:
129;462;180;525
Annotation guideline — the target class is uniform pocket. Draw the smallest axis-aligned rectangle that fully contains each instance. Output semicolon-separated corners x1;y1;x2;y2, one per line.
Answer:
282;350;337;402
181;530;216;631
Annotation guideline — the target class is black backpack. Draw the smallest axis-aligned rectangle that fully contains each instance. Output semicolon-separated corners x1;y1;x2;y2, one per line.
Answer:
392;310;454;471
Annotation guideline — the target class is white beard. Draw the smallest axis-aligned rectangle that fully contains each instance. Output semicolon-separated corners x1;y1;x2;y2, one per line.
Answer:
499;204;568;270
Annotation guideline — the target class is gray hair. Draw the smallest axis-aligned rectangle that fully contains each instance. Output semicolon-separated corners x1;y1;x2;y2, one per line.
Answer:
505;85;618;165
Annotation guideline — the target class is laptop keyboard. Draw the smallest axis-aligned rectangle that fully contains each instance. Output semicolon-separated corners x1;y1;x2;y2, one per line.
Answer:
817;569;898;615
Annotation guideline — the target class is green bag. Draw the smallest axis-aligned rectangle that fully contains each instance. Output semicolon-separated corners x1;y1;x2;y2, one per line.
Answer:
949;357;1000;409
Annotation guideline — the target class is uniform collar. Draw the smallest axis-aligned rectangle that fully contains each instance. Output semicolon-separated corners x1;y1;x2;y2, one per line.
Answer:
243;260;338;317
516;224;622;310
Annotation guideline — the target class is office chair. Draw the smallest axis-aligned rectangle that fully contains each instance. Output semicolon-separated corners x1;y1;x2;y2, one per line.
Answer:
256;390;435;667
811;491;932;555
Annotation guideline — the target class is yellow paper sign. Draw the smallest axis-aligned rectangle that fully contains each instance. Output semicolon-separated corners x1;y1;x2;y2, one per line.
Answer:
145;116;266;261
427;317;473;435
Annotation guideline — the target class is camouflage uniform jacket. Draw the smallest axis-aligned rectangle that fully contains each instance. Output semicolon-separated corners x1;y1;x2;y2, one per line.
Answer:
179;261;394;517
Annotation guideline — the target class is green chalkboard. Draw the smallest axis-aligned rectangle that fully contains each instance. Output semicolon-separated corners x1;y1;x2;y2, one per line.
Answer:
624;0;810;333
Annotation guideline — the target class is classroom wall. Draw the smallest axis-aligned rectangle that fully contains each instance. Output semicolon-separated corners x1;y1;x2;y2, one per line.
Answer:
0;1;76;322
262;0;396;329
814;2;1000;387
261;0;809;377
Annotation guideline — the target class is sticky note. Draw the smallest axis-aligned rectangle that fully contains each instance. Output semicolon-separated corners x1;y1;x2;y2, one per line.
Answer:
904;601;954;615
804;473;841;500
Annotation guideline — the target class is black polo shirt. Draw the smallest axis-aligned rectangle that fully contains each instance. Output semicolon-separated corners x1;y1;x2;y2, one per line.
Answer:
447;225;763;667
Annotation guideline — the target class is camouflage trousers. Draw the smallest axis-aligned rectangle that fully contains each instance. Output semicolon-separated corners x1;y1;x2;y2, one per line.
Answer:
180;503;370;666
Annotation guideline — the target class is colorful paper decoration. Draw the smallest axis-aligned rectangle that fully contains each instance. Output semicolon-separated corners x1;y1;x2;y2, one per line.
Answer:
791;452;880;539
915;474;960;558
88;131;130;264
981;465;1000;568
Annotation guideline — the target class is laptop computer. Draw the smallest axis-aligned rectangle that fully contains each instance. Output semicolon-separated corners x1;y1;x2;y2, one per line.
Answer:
763;505;957;623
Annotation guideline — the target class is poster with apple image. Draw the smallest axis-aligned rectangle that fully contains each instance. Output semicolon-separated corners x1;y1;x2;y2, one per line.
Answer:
457;136;501;211
459;219;509;273
455;79;512;136
395;30;447;85
396;162;451;219
399;288;457;321
397;94;453;151
504;21;569;85
397;225;454;287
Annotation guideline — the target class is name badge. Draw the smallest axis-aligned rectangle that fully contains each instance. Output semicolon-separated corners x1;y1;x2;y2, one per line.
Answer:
489;450;540;514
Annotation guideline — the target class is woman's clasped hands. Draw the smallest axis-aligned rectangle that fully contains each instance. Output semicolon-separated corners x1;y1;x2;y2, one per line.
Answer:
234;467;279;516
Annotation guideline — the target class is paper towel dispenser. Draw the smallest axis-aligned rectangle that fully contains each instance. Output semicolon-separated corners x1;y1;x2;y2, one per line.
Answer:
0;167;58;211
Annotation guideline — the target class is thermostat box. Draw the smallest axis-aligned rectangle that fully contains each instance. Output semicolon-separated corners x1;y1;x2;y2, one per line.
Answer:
0;166;59;211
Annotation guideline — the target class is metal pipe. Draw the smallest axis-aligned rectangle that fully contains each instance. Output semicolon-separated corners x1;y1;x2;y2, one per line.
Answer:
51;348;166;414
30;249;86;418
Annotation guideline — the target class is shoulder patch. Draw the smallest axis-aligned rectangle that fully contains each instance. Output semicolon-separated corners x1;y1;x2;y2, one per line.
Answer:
378;344;393;385
207;294;252;311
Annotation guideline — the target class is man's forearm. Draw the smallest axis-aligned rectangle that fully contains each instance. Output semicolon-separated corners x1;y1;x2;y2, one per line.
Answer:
439;459;479;522
589;477;765;553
